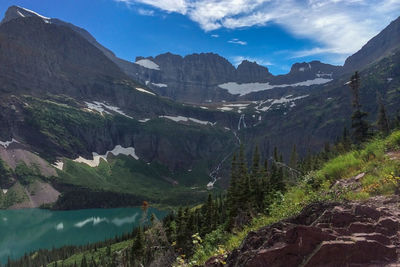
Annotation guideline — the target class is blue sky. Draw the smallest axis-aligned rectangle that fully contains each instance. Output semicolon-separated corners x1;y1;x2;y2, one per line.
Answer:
0;0;399;74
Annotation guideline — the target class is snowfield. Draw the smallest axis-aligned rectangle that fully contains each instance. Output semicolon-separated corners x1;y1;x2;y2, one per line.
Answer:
52;161;64;171
151;83;168;88
134;59;160;70
218;78;332;96
73;145;139;168
256;95;309;112
135;87;156;96
159;115;213;125
0;138;19;148
85;101;133;119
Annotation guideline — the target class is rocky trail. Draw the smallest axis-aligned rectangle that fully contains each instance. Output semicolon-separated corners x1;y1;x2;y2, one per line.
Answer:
219;195;400;267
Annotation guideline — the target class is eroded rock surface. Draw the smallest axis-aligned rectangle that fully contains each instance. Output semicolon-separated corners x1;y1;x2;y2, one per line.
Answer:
225;196;400;267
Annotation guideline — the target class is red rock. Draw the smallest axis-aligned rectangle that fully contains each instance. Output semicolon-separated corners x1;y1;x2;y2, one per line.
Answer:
304;239;397;266
225;199;400;267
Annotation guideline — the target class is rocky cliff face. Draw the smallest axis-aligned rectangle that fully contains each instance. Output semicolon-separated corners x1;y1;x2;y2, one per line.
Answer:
0;16;127;98
223;196;400;267
133;53;342;103
236;60;272;83
344;16;400;72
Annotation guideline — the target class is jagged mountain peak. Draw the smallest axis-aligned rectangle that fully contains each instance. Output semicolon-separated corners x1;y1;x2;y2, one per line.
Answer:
1;6;51;24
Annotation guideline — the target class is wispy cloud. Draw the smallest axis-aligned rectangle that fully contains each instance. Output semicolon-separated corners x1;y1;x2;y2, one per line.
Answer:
115;0;188;13
232;56;273;67
137;8;155;16
115;0;400;59
211;34;219;38
228;38;247;45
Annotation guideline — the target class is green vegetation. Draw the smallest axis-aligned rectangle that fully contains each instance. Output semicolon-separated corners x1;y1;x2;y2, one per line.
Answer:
0;158;13;187
54;156;212;208
0;182;29;209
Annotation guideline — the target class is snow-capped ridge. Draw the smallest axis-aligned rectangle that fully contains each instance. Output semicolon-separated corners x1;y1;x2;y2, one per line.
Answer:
2;6;51;24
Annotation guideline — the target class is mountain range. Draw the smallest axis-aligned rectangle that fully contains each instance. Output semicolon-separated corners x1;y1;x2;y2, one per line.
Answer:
0;6;399;209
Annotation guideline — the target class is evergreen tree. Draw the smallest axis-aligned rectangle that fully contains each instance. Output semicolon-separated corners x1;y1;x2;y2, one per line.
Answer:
348;71;370;143
377;95;389;135
204;194;214;233
250;146;261;207
80;255;88;267
342;127;351;151
289;144;298;169
226;153;238;229
237;144;250;207
132;228;145;262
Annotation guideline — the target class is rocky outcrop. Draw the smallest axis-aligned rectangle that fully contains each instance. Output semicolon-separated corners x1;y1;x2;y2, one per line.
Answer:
236;60;272;83
225;196;400;266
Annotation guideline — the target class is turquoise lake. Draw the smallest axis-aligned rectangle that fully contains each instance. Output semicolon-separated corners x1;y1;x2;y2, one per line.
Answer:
0;207;166;264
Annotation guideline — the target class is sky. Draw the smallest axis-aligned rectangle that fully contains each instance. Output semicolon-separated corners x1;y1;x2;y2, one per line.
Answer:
0;0;399;74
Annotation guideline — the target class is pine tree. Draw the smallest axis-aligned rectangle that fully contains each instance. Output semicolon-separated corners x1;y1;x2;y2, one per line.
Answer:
377;95;389;135
250;146;261;207
348;71;370;143
342;127;351;151
237;144;250;207
226;153;239;229
289;144;298;169
132;228;145;262
80;255;88;267
204;194;214;233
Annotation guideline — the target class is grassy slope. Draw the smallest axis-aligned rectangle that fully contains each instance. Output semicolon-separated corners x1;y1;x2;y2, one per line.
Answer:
190;131;400;265
56;156;212;205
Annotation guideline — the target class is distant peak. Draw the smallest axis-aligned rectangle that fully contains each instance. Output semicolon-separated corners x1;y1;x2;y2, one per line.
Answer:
1;5;51;24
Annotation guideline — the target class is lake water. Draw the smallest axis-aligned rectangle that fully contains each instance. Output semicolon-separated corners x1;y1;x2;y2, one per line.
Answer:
0;207;166;264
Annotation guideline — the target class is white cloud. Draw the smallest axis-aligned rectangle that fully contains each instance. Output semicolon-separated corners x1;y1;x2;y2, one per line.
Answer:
211;34;219;38
116;0;400;59
228;38;247;45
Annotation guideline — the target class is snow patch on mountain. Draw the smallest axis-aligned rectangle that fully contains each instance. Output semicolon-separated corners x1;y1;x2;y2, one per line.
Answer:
218;107;233;112
134;59;160;70
159;115;213;125
135;87;156;96
73;145;139;168
12;6;51;23
0;138;19;148
316;73;333;78
151;83;167;88
52;161;64;171
219;78;332;96
85;102;132;119
256;95;309;112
